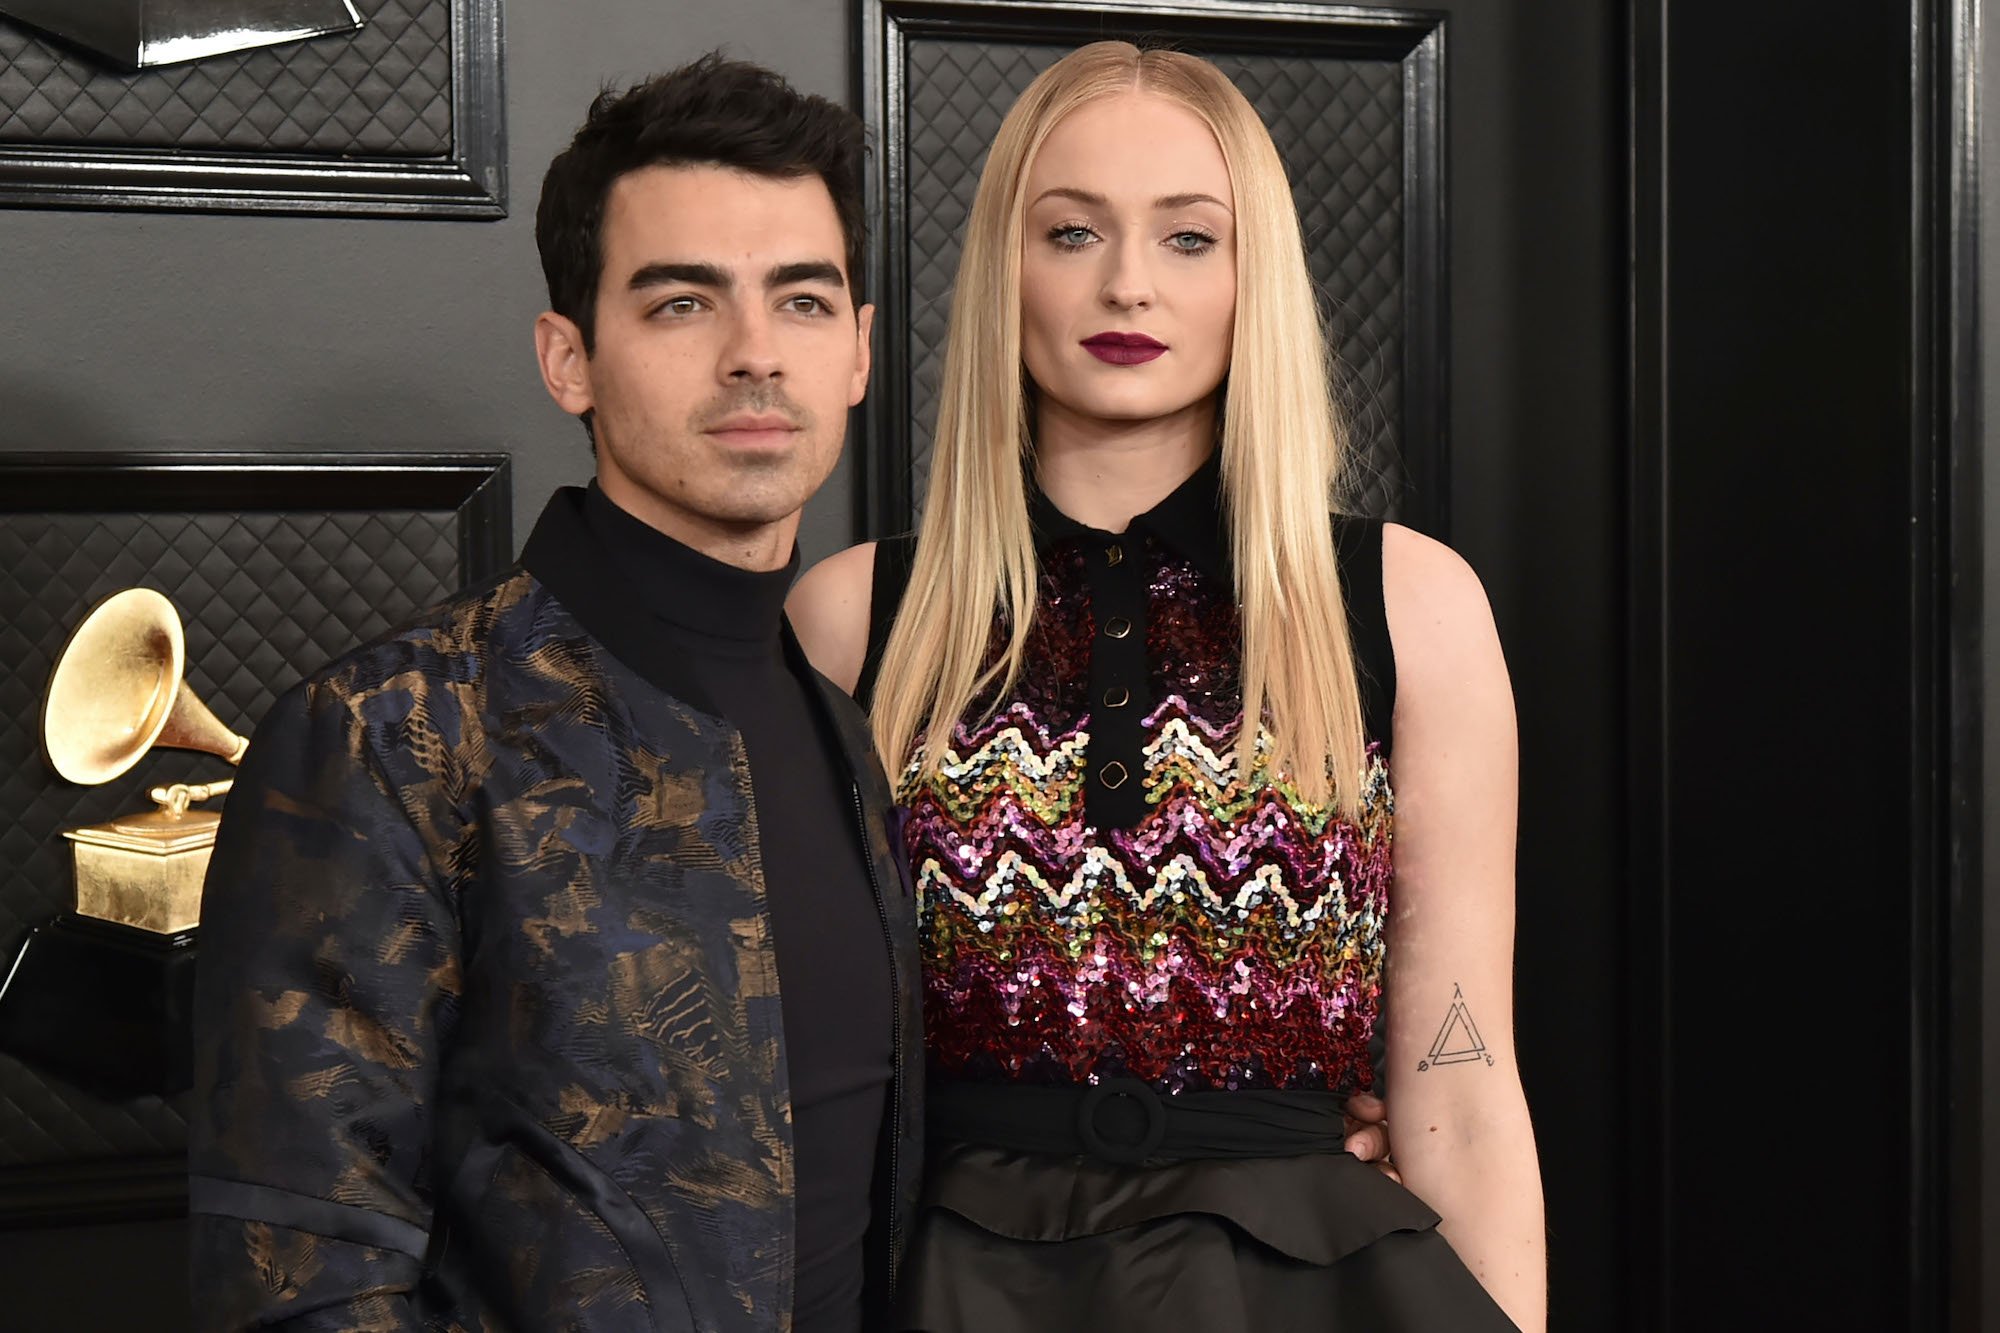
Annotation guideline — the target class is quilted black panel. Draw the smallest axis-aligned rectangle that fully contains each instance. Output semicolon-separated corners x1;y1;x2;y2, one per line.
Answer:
0;508;463;1167
0;0;451;155
901;39;1406;520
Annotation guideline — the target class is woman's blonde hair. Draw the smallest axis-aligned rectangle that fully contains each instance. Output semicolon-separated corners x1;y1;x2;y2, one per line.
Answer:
871;41;1369;817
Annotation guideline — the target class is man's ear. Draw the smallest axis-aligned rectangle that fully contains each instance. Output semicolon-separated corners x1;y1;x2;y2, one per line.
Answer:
849;302;876;407
534;311;595;418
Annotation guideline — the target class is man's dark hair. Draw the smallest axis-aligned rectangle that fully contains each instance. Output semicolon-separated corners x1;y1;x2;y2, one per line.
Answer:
536;53;869;355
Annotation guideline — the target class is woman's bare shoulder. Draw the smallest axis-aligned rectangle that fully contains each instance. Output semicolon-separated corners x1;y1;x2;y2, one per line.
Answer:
1379;521;1508;708
788;541;878;696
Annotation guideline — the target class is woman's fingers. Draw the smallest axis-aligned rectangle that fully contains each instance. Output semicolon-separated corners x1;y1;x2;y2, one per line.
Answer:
1344;1121;1390;1162
1344;1091;1392;1163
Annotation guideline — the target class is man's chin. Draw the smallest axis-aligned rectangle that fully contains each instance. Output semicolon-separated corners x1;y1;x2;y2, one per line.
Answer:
704;451;836;523
616;448;831;532
684;480;815;530
706;502;808;529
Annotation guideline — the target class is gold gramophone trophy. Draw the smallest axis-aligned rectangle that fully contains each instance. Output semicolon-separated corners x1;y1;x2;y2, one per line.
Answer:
0;588;248;1097
42;587;248;933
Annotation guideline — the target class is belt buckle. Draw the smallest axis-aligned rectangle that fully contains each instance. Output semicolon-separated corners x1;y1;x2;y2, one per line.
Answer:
1075;1077;1167;1165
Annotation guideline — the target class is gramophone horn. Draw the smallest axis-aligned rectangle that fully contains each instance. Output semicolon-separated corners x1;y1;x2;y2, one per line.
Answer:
40;588;248;787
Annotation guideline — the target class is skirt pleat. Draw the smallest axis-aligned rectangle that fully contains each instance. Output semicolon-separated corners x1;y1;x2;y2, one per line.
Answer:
897;1145;1521;1333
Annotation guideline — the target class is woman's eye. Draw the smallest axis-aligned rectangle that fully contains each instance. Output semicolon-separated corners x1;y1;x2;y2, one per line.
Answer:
1049;224;1097;250
1169;230;1215;253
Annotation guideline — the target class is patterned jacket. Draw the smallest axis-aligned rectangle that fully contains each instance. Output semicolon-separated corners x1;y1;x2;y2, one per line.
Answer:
188;493;922;1331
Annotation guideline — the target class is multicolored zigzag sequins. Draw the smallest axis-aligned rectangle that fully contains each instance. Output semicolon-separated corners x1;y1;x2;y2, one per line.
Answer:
899;535;1393;1095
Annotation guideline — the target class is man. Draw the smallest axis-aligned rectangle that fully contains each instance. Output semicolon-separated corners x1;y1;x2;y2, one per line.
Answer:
188;55;918;1332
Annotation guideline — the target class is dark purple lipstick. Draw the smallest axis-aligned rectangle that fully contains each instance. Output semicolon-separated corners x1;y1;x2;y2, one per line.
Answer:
1081;331;1168;366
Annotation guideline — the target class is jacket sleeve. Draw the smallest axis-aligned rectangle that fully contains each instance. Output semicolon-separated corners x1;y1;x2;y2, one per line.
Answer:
187;671;465;1331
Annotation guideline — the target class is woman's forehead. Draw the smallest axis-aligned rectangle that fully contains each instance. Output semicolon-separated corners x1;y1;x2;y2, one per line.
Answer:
1026;93;1231;207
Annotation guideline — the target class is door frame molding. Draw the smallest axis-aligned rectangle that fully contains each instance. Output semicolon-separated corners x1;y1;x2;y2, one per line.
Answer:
1923;0;1987;1325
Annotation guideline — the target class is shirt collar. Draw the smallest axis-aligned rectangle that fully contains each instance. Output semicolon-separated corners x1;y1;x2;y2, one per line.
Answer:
1027;448;1228;583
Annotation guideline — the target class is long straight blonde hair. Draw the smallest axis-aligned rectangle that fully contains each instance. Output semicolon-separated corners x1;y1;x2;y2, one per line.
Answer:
871;41;1370;818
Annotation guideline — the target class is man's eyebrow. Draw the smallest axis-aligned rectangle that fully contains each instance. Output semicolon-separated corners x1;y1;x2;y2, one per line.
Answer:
766;260;845;288
627;261;728;291
1029;186;1233;213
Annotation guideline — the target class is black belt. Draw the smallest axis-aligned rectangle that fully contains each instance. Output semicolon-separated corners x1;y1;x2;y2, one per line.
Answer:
929;1079;1352;1166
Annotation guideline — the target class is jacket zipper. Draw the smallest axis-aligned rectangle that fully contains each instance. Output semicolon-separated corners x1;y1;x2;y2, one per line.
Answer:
852;781;905;1296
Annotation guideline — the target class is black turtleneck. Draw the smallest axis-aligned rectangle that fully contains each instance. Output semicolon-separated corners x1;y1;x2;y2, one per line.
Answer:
582;484;892;1333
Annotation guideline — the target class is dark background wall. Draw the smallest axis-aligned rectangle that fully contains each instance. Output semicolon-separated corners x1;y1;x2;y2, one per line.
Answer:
3;0;1988;1328
0;5;849;1328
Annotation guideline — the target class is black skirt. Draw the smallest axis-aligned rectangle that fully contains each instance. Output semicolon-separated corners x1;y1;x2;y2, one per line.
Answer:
896;1143;1522;1332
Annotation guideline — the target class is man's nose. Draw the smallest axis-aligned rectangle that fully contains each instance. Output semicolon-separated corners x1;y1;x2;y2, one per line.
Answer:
721;307;783;381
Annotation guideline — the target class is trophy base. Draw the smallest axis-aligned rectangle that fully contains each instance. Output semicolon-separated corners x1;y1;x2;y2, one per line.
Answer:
65;807;218;935
0;914;197;1099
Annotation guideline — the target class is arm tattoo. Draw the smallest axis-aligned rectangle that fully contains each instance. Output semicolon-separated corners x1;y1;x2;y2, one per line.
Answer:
1417;982;1494;1071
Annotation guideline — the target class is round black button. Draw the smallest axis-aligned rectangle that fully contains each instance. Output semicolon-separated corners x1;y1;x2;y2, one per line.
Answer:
1099;760;1129;789
1102;685;1130;708
1106;543;1124;567
1104;616;1132;639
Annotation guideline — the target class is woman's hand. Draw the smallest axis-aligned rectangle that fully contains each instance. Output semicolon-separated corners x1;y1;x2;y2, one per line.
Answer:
1342;1091;1401;1183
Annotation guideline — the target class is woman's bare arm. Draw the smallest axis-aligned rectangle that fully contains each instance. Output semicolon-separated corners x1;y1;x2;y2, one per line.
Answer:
1376;521;1546;1331
787;541;878;696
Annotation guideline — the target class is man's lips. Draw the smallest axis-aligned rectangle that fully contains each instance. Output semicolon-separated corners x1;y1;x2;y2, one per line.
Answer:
1081;331;1167;365
705;414;802;446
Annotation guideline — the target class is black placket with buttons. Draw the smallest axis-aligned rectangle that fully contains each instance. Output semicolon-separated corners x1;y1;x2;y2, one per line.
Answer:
1079;533;1154;830
1029;452;1229;833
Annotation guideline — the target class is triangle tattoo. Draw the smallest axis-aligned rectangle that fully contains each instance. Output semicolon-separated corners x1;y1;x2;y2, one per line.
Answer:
1418;983;1495;1071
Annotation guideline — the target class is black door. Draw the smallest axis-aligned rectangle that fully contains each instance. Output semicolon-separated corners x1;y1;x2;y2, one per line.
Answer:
1631;0;1983;1327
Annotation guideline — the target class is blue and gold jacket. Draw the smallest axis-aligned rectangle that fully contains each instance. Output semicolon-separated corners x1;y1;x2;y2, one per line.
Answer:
188;492;922;1331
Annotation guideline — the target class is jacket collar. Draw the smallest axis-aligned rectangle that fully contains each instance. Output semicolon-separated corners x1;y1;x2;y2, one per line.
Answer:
521;486;893;799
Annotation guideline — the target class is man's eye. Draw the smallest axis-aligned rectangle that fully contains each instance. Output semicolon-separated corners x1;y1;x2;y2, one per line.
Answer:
657;296;702;317
786;295;830;315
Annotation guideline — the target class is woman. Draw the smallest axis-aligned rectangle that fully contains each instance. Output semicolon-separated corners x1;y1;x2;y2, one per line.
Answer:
791;41;1543;1332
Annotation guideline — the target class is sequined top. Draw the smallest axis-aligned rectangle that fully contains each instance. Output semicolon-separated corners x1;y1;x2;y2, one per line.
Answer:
860;456;1397;1098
